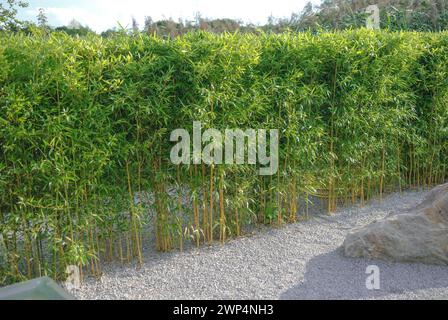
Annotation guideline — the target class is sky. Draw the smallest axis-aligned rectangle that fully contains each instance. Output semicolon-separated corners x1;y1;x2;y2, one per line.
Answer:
16;0;321;32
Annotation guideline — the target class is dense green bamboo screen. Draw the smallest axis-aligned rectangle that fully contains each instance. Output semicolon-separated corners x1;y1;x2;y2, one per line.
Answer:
0;30;447;285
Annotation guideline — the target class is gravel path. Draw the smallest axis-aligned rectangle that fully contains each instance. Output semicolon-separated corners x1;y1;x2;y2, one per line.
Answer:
69;189;448;300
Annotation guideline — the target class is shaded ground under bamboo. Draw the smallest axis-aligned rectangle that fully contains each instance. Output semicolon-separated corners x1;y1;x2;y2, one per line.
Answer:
68;188;448;300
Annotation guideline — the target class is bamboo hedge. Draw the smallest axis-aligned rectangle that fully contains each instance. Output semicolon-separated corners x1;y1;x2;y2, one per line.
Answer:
0;30;447;285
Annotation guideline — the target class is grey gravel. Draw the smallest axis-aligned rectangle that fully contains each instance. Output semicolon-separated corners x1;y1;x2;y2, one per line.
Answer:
68;189;448;300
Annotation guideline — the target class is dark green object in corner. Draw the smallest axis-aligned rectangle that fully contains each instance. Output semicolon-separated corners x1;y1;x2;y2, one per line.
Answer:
0;276;76;300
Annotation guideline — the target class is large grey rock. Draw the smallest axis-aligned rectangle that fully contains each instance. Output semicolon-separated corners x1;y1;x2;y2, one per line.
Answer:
343;183;448;265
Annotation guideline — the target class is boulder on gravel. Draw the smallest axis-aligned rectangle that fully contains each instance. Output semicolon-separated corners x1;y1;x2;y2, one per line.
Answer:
343;183;448;265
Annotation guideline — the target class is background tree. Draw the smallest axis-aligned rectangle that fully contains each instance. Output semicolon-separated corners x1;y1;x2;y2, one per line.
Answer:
0;0;28;31
144;16;154;34
101;27;121;37
36;7;47;28
291;0;448;31
2;0;448;36
55;19;94;36
132;17;139;34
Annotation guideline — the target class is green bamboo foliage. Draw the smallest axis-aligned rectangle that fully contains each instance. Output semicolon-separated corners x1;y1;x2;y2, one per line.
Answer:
0;29;447;285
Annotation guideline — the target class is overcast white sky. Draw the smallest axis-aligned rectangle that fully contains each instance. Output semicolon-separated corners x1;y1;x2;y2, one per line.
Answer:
17;0;321;32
